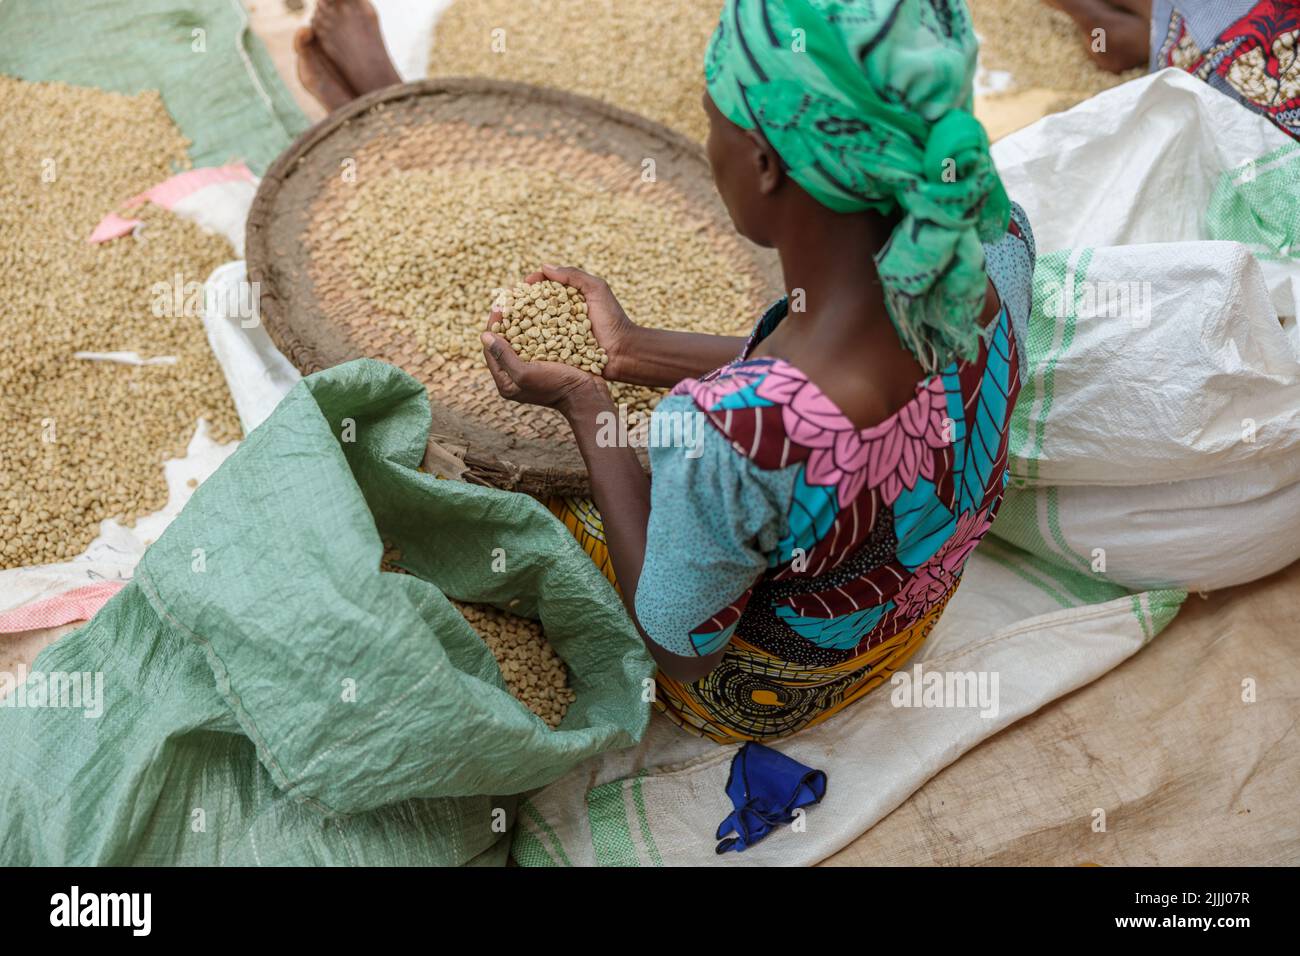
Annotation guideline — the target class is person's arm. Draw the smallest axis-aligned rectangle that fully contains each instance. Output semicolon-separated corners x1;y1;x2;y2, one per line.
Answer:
535;265;746;389
559;380;726;681
479;331;725;683
616;326;748;389
1046;0;1150;73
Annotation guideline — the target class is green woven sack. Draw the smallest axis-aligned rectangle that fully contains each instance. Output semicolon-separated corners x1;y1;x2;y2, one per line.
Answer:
0;359;653;864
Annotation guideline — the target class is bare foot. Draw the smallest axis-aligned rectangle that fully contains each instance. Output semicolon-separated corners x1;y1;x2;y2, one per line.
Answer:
311;0;403;96
294;26;358;112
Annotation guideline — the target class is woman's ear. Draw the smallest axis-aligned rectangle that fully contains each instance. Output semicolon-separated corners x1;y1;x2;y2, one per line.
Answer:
747;129;784;195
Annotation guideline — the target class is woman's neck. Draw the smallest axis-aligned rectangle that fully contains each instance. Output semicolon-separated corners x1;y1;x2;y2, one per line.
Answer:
777;205;894;312
756;202;929;427
763;205;903;361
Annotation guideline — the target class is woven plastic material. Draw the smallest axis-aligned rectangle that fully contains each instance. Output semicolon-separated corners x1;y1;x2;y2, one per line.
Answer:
246;78;782;496
0;359;653;865
0;0;307;174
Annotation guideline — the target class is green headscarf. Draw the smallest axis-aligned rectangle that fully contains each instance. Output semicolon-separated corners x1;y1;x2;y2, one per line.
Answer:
705;0;1011;372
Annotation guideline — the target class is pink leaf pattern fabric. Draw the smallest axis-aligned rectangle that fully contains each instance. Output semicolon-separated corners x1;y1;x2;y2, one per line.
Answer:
635;204;1036;741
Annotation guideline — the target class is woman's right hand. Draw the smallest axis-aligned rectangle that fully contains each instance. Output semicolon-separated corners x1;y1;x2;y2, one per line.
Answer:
526;265;640;382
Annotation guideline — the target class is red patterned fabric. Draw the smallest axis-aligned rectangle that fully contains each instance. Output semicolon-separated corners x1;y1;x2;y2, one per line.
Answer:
1153;0;1300;139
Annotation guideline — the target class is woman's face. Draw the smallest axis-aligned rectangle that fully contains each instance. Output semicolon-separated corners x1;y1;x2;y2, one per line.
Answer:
703;91;774;247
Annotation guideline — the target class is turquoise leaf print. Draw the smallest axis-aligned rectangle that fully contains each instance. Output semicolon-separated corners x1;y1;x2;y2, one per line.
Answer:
893;476;957;570
776;603;891;650
714;381;776;411
941;365;967;453
776;469;839;563
690;621;738;656
952;313;1015;513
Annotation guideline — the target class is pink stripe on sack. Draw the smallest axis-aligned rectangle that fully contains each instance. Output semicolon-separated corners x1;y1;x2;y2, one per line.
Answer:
87;212;144;243
0;581;126;634
87;162;255;243
143;163;255;208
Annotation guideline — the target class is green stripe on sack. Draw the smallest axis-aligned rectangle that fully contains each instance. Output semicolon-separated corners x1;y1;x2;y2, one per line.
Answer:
631;774;664;867
981;534;1129;607
587;779;641;867
516;800;573;867
511;822;560;867
1129;593;1152;643
1010;248;1089;483
1131;588;1188;643
978;537;1076;608
991;493;1126;605
1045;486;1098;577
1207;142;1300;262
1147;588;1186;634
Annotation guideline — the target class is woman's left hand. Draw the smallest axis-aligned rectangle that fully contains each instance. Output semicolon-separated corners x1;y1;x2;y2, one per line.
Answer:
480;313;606;412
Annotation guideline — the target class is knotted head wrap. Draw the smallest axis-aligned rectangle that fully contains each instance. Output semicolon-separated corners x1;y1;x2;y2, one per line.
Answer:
705;0;1011;372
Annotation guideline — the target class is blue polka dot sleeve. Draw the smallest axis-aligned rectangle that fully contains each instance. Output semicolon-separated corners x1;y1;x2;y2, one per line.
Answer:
634;395;795;658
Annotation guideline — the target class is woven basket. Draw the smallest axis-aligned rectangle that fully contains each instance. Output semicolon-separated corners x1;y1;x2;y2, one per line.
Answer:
246;78;781;496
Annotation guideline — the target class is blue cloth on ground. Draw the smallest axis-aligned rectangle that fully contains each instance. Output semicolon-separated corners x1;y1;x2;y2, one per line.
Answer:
715;743;827;854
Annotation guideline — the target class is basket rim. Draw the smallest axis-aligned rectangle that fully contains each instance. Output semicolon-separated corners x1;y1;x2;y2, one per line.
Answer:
245;77;764;497
247;75;713;267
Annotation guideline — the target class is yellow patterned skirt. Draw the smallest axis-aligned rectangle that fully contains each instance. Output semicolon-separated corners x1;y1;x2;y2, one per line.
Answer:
545;496;946;743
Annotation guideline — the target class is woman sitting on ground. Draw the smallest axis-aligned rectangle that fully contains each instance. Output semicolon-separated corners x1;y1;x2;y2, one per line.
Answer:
480;0;1037;741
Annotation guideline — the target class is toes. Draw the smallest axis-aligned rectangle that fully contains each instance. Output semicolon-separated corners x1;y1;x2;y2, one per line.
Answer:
294;21;361;111
295;32;328;90
295;33;317;81
355;0;381;26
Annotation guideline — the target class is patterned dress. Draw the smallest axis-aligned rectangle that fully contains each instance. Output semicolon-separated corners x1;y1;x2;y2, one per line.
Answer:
631;208;1036;742
1151;0;1300;139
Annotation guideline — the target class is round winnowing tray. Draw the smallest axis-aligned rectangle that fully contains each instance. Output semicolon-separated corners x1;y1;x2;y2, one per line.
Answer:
246;78;781;496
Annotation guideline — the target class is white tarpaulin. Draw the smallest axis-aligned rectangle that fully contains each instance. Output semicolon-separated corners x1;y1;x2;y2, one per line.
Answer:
990;69;1300;592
